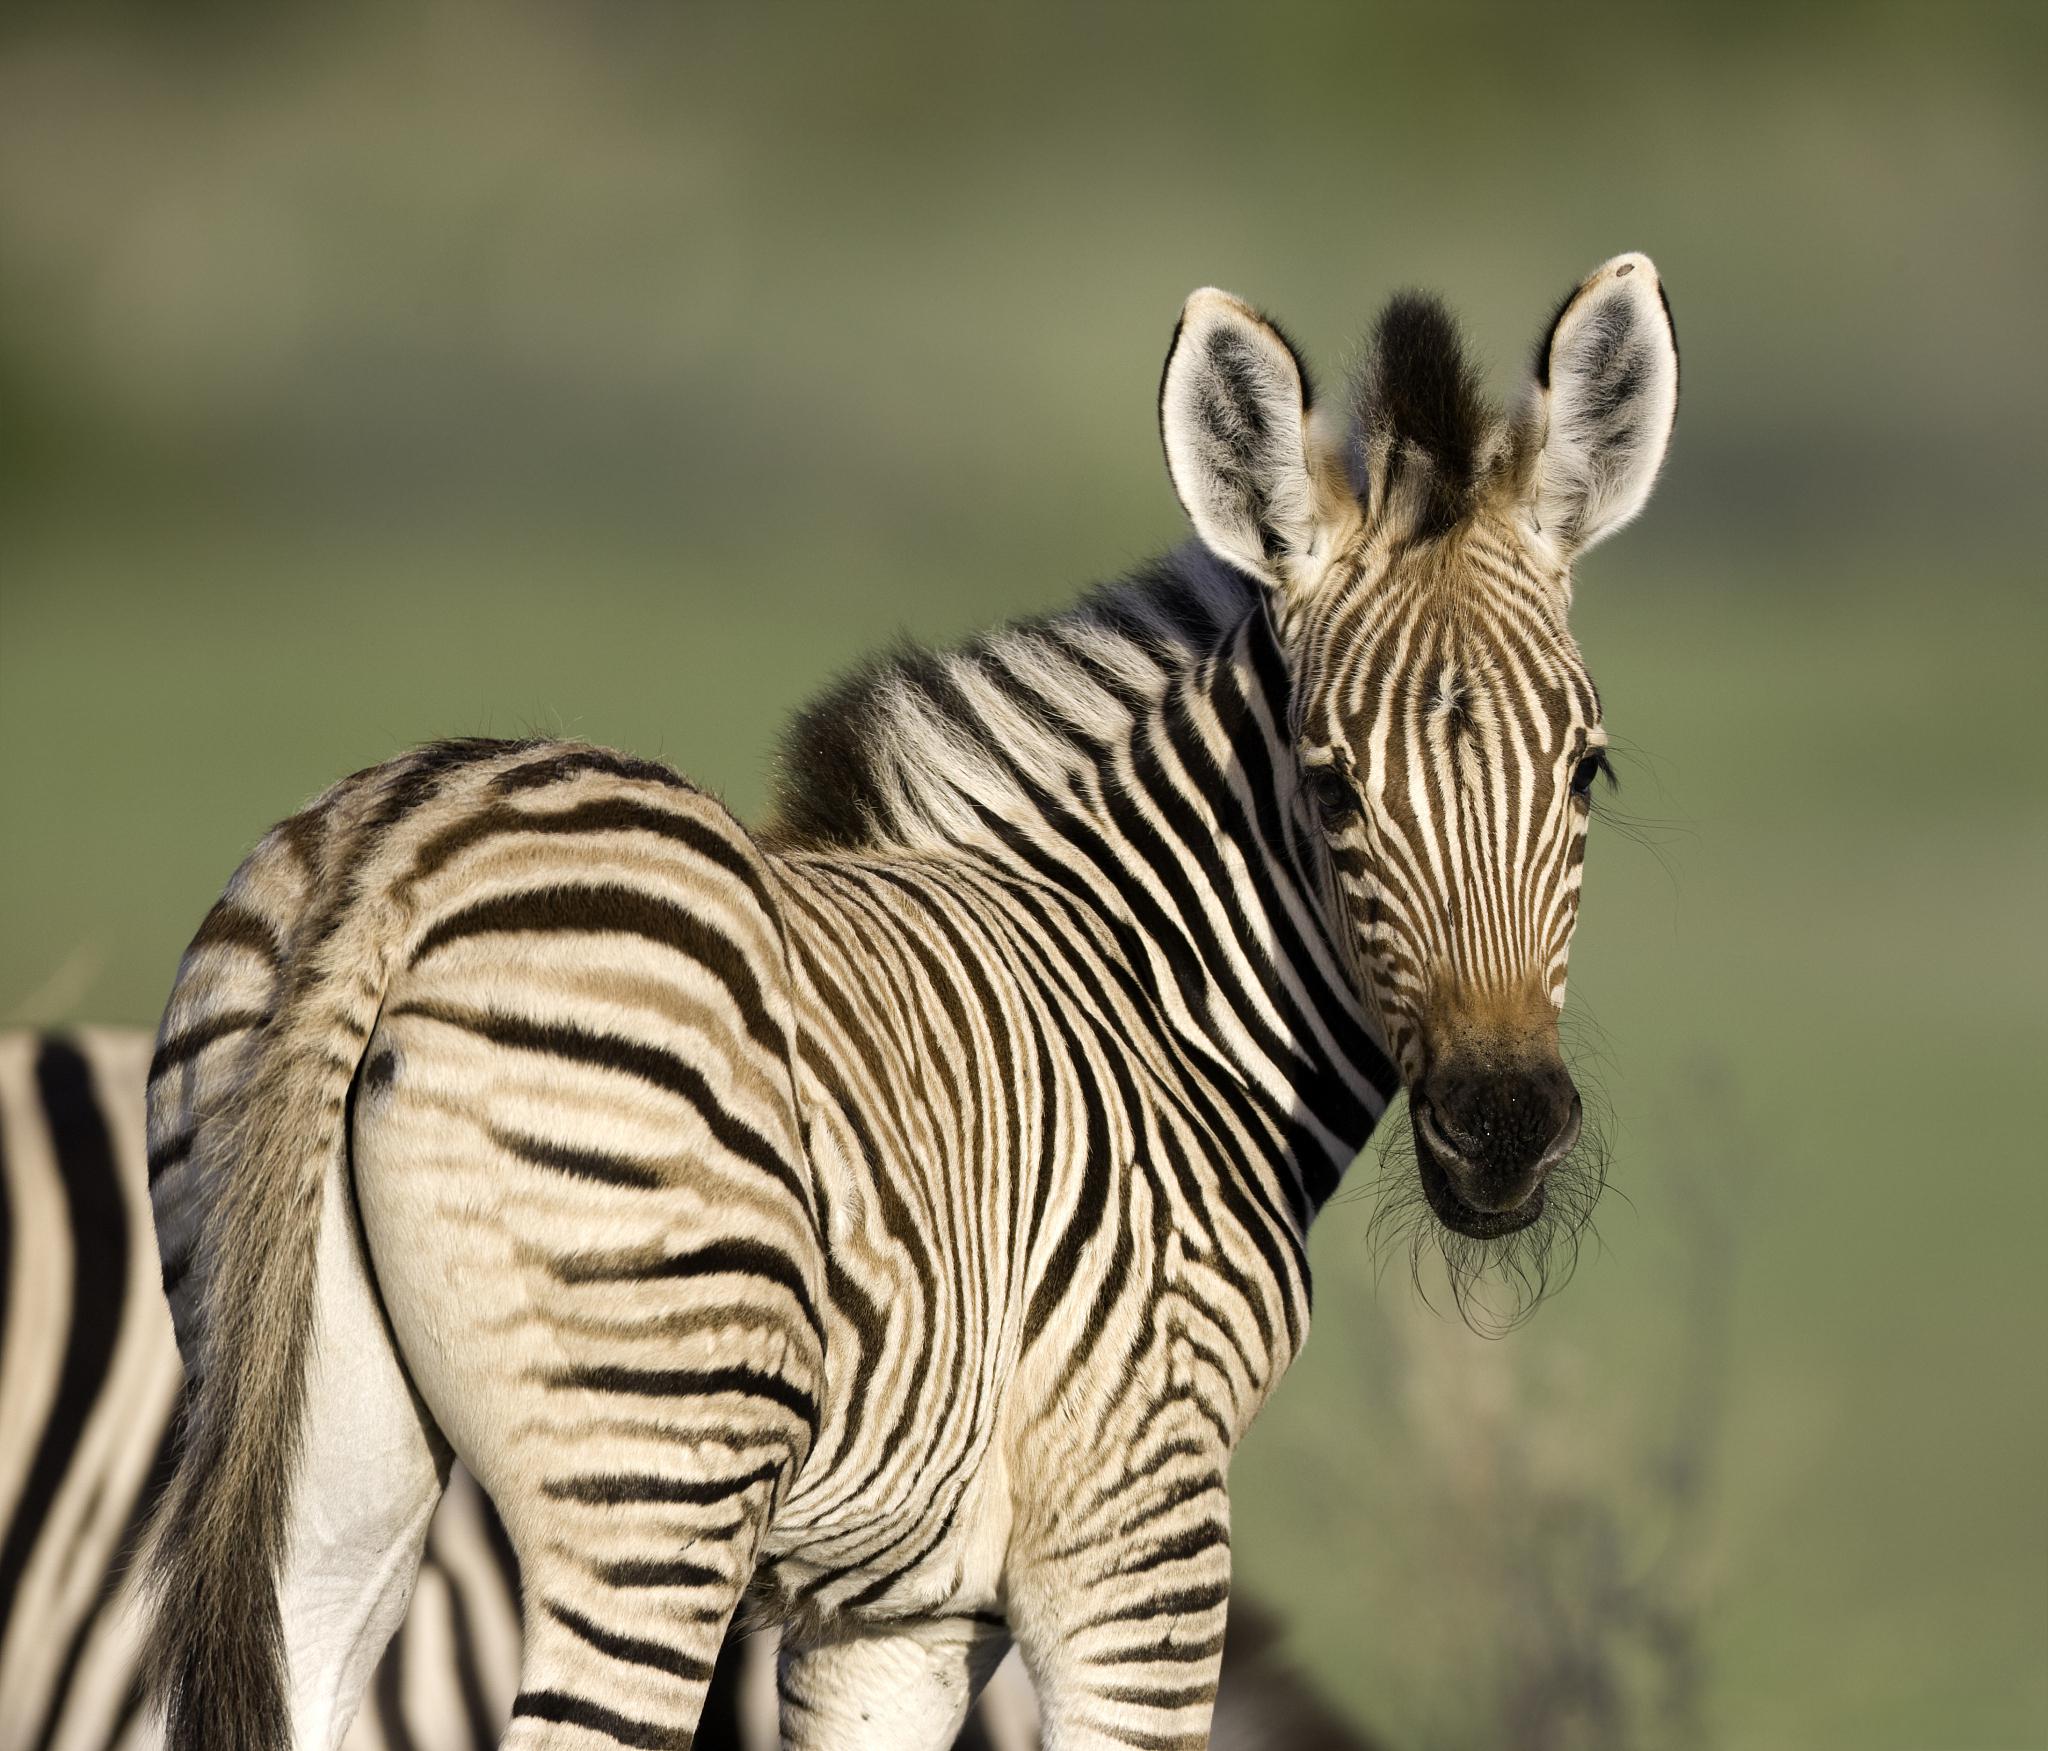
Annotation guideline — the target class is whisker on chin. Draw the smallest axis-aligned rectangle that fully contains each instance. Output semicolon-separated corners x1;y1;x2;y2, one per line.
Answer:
1362;1088;1611;1338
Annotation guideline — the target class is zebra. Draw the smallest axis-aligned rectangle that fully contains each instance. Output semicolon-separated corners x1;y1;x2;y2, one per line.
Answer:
140;253;1678;1750
1;1027;533;1751
0;1028;1372;1750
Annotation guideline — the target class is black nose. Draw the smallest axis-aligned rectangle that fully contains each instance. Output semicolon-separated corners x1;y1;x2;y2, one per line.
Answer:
1416;1062;1580;1213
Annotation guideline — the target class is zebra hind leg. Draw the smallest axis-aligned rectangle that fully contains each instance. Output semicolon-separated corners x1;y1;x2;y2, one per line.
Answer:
344;1282;808;1751
485;1416;800;1751
505;1555;751;1748
350;1128;818;1745
345;1007;824;1747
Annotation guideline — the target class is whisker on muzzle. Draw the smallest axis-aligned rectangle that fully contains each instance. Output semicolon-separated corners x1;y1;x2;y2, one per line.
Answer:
1364;1087;1611;1337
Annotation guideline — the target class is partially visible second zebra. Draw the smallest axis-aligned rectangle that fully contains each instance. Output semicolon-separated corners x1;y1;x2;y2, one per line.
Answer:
0;1028;1375;1750
0;1028;516;1751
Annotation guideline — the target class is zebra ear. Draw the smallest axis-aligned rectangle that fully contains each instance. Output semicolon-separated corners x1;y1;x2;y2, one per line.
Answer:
1159;289;1352;596
1517;254;1679;557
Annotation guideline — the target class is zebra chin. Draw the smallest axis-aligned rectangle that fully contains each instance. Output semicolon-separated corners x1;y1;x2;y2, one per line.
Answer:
1368;1084;1611;1334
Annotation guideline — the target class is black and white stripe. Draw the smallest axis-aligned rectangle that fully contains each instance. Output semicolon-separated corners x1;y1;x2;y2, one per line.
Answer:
141;256;1675;1749
1;1029;526;1751
2;1028;175;1751
0;1029;1370;1750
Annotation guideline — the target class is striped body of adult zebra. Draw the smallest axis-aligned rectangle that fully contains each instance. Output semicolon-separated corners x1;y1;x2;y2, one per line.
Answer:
0;1024;1388;1750
143;255;1678;1749
0;1028;523;1751
0;1028;170;1751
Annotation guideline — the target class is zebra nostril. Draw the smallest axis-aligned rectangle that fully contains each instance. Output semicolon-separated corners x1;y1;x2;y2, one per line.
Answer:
1535;1092;1582;1176
1414;1096;1478;1164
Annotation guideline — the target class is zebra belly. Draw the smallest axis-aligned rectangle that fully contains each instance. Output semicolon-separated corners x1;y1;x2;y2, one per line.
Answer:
754;1440;1017;1636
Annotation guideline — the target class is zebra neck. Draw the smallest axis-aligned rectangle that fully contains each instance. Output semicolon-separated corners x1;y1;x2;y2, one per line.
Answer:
772;562;1398;1225
1119;602;1397;1214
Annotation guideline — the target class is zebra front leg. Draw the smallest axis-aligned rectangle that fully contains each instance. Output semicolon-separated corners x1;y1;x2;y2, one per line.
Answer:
1007;1468;1232;1751
776;1614;1014;1751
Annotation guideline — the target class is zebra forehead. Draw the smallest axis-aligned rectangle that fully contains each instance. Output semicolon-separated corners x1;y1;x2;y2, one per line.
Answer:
1309;583;1595;738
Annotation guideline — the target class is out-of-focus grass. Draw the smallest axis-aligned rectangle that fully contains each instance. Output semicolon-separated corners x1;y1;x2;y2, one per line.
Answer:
2;5;2044;1746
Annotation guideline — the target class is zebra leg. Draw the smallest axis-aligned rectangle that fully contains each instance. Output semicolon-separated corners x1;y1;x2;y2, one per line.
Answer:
776;1614;1013;1751
501;1528;770;1750
345;971;825;1748
354;1259;810;1751
442;1365;800;1747
1005;1467;1231;1751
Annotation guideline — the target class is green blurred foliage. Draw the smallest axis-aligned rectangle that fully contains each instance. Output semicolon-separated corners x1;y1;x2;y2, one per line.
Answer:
2;4;2042;1746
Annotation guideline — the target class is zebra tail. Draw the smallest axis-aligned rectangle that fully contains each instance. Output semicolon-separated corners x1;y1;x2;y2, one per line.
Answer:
140;830;403;1751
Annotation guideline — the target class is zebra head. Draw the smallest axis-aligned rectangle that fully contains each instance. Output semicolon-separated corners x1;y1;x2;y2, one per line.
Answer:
1160;256;1677;1252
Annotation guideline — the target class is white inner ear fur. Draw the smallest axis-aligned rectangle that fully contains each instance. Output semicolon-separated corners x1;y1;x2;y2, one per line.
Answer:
1519;253;1678;557
1160;288;1353;596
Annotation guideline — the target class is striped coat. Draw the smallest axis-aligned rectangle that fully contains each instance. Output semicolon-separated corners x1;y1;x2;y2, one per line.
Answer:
139;255;1676;1749
0;1029;1372;1750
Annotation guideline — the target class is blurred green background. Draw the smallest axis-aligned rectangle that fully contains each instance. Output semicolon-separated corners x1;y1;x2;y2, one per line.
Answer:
3;4;2043;1746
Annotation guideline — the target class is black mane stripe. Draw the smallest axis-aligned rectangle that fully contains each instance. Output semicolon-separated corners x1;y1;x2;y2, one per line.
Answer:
764;551;1257;855
1351;292;1494;538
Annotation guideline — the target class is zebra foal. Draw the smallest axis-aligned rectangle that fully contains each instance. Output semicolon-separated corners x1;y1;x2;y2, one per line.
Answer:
143;255;1678;1749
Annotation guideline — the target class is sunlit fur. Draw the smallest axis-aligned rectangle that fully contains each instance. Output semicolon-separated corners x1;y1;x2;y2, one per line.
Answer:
1171;252;1677;1299
0;1029;1376;1751
140;259;1673;1751
1286;510;1604;1074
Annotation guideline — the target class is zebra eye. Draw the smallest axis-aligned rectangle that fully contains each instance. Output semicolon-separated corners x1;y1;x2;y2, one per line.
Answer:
1305;764;1360;828
1570;751;1611;799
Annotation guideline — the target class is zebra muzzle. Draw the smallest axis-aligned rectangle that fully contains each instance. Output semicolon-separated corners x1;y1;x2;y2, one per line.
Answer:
1411;1080;1580;1238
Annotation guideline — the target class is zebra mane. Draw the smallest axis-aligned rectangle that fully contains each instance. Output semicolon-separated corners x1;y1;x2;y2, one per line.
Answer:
764;543;1261;854
1350;292;1495;540
767;292;1507;856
